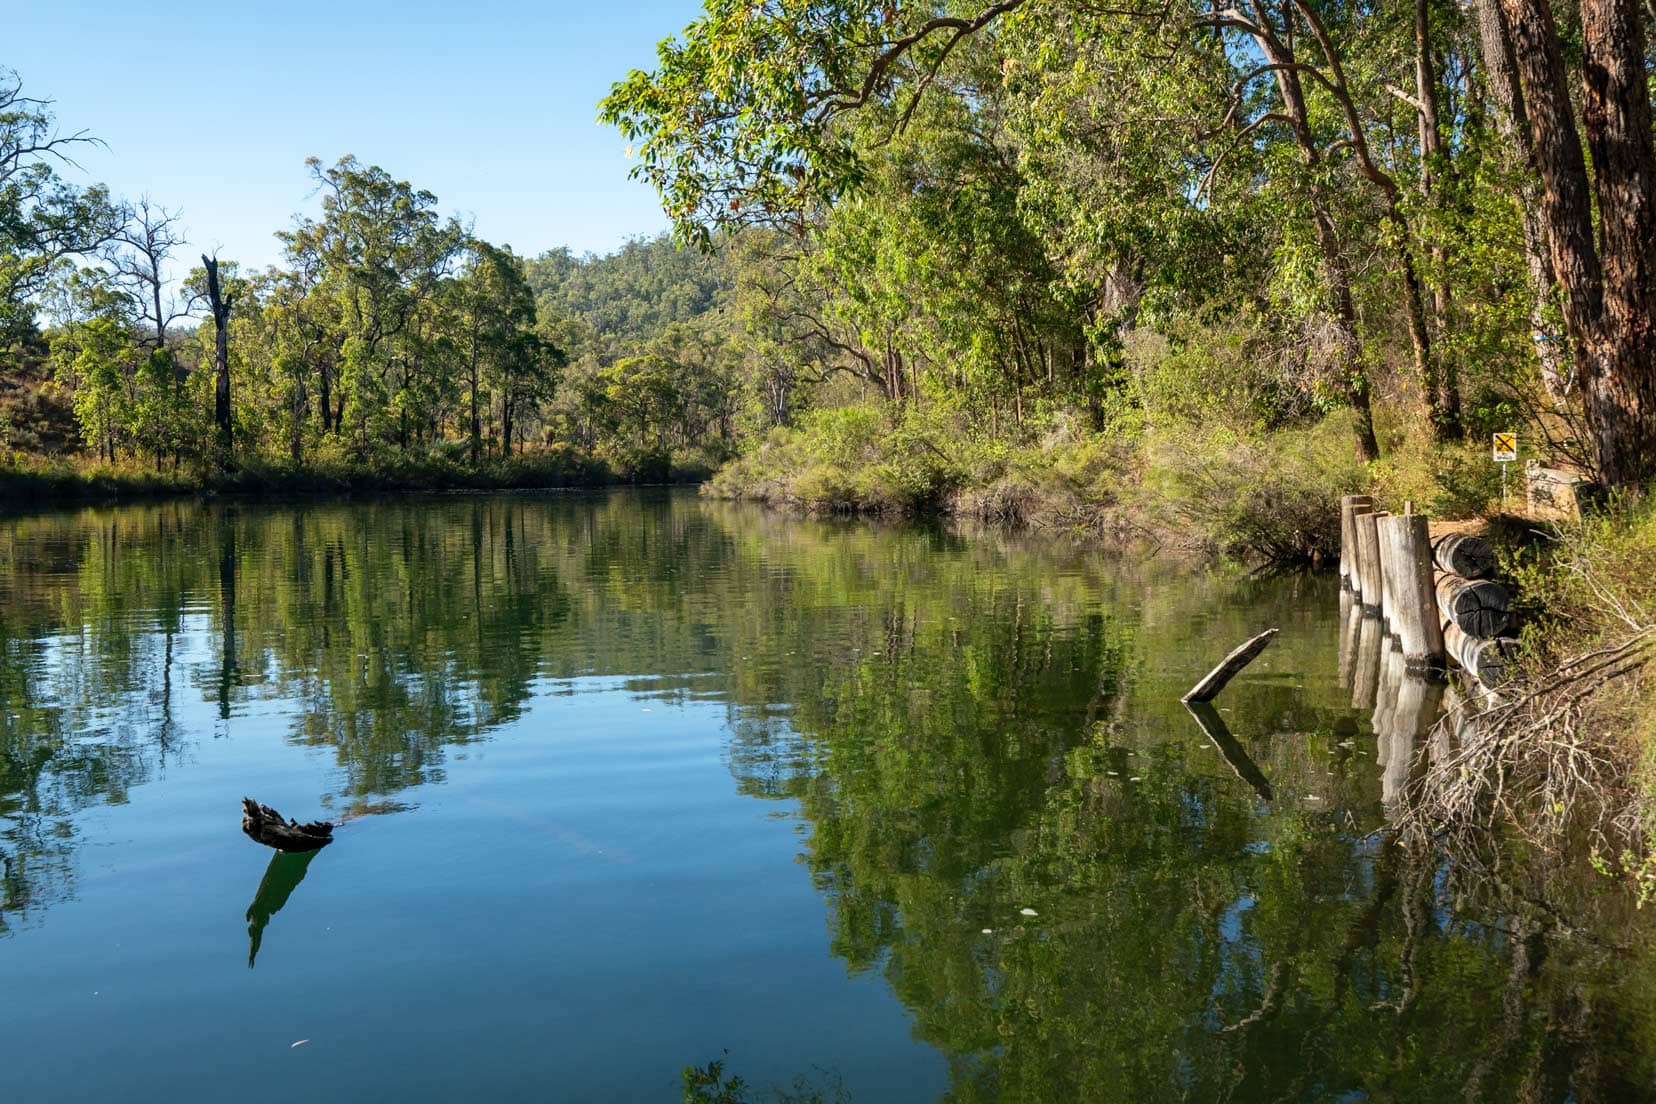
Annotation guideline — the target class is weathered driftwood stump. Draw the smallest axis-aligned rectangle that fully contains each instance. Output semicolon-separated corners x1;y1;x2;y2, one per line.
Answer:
1182;628;1278;703
241;798;334;852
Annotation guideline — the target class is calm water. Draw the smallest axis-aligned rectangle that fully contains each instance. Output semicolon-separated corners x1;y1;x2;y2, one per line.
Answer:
2;490;1653;1102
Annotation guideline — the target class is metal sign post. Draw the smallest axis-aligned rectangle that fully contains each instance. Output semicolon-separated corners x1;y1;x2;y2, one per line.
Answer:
1493;432;1517;506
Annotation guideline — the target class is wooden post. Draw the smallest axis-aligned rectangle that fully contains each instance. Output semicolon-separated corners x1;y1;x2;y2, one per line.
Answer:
1339;494;1375;590
1351;612;1385;710
1443;622;1518;685
1377;513;1446;672
1354;509;1388;613
1434;574;1511;637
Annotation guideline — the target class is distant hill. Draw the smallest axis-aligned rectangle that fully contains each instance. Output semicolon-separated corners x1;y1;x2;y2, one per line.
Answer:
524;233;726;347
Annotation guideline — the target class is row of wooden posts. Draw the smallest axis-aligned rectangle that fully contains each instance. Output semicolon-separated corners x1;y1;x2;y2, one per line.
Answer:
1338;495;1516;685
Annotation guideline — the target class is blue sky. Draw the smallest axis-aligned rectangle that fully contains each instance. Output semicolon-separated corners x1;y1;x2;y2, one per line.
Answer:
9;0;706;270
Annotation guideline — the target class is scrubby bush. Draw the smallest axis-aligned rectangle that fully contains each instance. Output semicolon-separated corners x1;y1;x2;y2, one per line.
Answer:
1136;415;1366;564
1369;435;1503;519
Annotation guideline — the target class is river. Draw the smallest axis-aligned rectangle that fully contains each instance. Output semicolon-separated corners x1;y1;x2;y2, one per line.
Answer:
1;489;1651;1101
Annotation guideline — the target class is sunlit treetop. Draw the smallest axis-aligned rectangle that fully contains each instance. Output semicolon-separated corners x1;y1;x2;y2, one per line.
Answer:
599;0;1034;247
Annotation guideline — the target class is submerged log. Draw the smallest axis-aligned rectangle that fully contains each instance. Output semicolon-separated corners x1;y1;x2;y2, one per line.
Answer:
1431;533;1495;579
241;798;334;852
1434;574;1511;638
1182;628;1278;703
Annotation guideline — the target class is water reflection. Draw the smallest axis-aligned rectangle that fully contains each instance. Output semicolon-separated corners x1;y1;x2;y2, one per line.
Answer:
245;849;319;968
1184;702;1274;801
0;493;1652;1100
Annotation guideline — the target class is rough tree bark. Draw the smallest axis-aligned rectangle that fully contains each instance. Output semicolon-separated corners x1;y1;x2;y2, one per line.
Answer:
1473;0;1574;402
1501;0;1656;489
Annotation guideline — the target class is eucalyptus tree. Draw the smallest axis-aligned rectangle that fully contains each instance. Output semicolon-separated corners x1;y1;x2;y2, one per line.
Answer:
0;68;123;344
106;198;196;352
277;156;465;454
1492;0;1656;488
452;241;538;461
47;272;140;463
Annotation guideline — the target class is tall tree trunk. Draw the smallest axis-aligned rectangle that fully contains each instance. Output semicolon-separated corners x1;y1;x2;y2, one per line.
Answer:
289;360;304;465
468;352;481;465
1414;0;1463;437
317;357;333;435
1474;0;1575;401
1502;0;1656;488
501;392;513;460
1256;29;1379;461
203;254;234;466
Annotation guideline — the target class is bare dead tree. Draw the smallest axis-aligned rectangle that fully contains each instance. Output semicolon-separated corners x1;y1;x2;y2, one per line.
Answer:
202;253;234;463
107;197;199;351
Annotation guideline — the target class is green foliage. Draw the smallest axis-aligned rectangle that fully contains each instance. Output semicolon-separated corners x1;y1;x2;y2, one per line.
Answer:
683;1056;749;1104
0;69;124;342
1137;417;1367;563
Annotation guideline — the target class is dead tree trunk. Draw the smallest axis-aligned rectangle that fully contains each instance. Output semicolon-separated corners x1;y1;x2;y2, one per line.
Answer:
203;254;234;465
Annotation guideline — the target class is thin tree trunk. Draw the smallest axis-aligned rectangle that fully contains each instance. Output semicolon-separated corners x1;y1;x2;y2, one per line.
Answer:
1257;32;1379;461
1415;0;1463;437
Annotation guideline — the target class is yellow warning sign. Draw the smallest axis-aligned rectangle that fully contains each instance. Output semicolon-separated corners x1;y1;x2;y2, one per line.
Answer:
1492;432;1517;462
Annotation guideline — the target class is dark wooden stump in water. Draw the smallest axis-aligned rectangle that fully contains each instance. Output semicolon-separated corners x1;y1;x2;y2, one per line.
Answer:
241;798;334;852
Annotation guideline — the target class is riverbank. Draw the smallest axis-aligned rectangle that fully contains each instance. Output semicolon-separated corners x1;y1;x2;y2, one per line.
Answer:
707;404;1656;890
703;405;1504;566
0;449;712;506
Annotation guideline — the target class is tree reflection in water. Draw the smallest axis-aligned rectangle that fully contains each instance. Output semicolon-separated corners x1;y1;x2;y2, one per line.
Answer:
0;492;1651;1099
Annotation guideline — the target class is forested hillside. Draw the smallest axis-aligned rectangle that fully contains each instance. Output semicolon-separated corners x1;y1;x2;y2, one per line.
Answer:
0;82;744;487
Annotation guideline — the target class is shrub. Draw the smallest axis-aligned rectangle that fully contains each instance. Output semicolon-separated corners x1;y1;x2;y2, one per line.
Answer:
1137;415;1366;564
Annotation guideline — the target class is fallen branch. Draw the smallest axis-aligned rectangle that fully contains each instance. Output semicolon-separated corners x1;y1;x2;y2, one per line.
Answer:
1182;628;1278;703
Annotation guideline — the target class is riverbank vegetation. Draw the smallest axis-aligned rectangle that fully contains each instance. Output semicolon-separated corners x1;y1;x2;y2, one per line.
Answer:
596;0;1656;885
9;2;1656;877
1;74;737;491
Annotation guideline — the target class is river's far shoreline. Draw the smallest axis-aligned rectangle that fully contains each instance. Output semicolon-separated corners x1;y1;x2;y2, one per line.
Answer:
0;453;712;507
